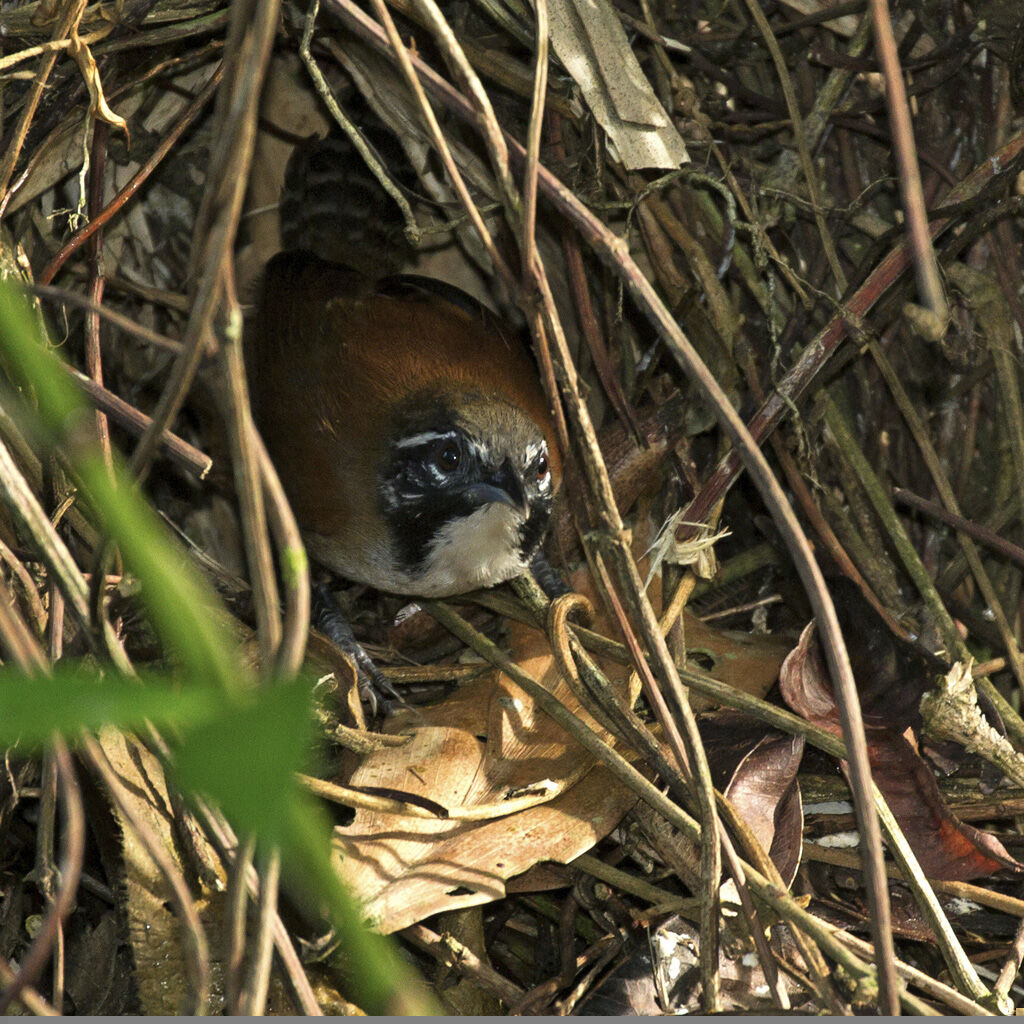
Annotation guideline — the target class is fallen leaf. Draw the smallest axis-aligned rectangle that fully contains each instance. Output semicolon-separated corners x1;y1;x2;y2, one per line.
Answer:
332;609;641;933
683;612;792;712
547;0;690;169
701;711;804;885
68;31;129;141
780;621;1023;881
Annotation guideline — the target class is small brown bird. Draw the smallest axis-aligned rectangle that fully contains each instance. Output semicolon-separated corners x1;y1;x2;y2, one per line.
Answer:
249;127;563;704
250;254;562;601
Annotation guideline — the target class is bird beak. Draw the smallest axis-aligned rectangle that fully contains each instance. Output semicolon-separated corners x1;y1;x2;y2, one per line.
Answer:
462;460;530;517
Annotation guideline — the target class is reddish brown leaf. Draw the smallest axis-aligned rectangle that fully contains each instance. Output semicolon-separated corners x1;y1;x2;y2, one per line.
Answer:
777;622;838;729
780;621;1022;881
701;712;805;885
865;732;1020;880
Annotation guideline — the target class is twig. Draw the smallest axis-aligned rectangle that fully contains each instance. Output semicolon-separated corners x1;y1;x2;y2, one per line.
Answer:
254;437;310;680
821;392;966;658
868;339;1024;693
31;284;184;354
364;0;515;291
37;67;223;286
519;0;547;285
244;848;282;1015
0;958;58;1016
835;930;994;1016
84;119;113;476
742;0;847;294
894;488;1024;570
0;22;115;72
225;835;255;1015
188;801;326;1015
0;738;83;1015
65;367;213;480
217;287;282;671
300;0;420;247
301;771;575;818
868;0;946;319
0;0;87;210
0;436;94;643
0;536;47;634
409;0;519;221
549;115;639;439
587;546;722;1011
871;781;994;1007
38;590;65;1012
682;130;1024;534
994;915;1024;1001
402;923;525;1006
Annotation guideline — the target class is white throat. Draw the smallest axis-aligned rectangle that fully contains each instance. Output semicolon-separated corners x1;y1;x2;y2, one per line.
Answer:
413;503;527;597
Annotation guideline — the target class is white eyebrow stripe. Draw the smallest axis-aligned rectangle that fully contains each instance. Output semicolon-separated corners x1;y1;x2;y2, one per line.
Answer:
394;430;457;449
525;440;547;461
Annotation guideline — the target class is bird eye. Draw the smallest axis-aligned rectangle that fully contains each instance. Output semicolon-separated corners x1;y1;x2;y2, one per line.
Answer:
536;453;549;480
435;441;461;473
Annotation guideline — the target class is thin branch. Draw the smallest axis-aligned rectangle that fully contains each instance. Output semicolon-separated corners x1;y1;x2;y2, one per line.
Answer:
868;0;946;318
0;740;84;1015
37;67;223;287
894;488;1024;570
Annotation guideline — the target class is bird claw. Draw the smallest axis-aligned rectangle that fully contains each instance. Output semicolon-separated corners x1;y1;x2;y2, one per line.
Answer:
349;640;406;716
313;583;407;715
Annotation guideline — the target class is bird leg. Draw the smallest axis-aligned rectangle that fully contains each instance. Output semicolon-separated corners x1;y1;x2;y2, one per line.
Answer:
530;552;571;599
312;582;406;715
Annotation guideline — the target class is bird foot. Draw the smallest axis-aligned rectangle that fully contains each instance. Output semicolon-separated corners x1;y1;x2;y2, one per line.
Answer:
312;583;406;716
530;552;571;599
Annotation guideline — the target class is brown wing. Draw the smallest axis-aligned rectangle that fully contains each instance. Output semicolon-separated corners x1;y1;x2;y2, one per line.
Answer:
249;252;561;551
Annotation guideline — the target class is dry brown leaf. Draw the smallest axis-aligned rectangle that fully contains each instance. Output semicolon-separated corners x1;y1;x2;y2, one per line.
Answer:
67;30;129;141
682;611;792;712
333;570;643;933
95;728;227;1013
332;655;640;931
702;711;805;885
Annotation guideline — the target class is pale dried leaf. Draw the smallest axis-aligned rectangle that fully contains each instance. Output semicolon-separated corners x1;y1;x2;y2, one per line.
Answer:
333;573;642;933
547;0;689;169
96;728;227;1014
644;514;729;583
68;31;129;140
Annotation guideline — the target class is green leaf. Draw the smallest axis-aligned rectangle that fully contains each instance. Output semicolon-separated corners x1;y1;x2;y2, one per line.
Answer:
0;279;241;696
0;667;225;748
173;678;314;845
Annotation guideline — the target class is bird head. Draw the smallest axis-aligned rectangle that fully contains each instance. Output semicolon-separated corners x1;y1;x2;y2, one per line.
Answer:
378;392;557;597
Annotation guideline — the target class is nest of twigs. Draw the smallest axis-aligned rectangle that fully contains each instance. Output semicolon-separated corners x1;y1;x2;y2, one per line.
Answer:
2;0;1024;1014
